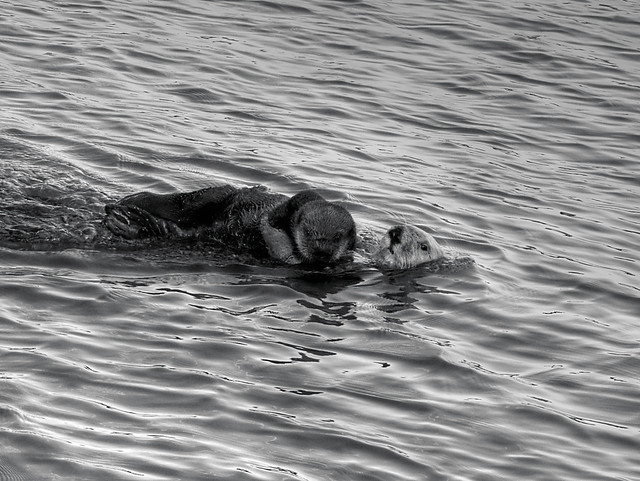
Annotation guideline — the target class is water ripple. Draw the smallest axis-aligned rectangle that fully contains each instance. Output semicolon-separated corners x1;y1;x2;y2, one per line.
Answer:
1;0;640;479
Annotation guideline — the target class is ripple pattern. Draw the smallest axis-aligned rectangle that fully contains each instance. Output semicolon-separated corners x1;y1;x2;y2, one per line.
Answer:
1;0;639;480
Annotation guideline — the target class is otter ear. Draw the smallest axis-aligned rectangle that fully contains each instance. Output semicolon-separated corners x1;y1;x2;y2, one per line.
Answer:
268;190;325;230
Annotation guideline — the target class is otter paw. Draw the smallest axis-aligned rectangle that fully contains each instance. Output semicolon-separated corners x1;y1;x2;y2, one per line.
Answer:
260;217;300;264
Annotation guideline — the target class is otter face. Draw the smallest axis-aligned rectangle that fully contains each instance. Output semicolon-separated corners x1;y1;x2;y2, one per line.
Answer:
291;201;356;266
373;225;444;269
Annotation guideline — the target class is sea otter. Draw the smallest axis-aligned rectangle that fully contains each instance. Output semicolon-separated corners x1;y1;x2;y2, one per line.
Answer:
373;224;445;269
104;185;356;267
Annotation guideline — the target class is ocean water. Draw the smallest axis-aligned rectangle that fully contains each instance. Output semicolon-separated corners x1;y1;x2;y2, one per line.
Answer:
1;0;639;479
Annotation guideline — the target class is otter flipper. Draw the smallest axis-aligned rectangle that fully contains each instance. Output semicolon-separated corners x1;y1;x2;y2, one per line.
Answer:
114;185;237;228
104;204;183;239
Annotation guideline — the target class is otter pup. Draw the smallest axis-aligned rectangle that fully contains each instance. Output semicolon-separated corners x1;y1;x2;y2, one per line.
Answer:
104;185;356;267
373;224;445;269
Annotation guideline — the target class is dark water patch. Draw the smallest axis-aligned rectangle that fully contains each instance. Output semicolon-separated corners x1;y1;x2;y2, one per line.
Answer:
0;89;68;101
124;48;180;66
254;0;314;15
164;86;223;104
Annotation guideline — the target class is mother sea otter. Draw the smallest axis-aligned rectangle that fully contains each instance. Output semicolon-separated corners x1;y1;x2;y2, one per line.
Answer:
104;185;356;267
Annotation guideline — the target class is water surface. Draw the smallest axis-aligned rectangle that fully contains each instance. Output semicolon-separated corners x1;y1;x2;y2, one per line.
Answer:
1;1;639;480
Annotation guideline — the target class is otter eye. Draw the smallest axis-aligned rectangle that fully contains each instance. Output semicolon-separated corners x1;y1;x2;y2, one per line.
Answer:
420;243;430;252
333;233;342;242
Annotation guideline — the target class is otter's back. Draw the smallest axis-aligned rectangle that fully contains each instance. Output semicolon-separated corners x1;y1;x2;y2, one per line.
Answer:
216;186;287;256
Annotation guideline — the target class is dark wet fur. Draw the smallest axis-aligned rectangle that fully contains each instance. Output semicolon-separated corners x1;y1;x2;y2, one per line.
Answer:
104;185;356;265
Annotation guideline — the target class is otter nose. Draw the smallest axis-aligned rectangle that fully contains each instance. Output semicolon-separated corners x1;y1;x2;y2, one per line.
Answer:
307;242;338;264
311;247;333;261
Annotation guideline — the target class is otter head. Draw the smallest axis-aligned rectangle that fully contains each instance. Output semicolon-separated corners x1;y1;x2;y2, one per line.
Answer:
373;225;444;269
291;201;356;266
